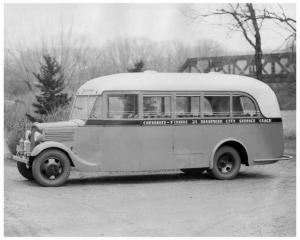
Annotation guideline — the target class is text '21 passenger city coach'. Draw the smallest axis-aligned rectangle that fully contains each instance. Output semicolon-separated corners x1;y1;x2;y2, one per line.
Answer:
12;72;292;186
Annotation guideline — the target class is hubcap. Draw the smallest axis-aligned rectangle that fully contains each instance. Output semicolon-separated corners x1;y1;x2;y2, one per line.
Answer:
217;153;235;174
41;157;63;180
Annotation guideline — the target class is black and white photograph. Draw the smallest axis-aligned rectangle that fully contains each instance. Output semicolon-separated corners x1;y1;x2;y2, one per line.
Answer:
3;0;297;237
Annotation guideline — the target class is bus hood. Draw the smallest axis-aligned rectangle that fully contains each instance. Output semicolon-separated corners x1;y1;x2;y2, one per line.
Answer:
33;119;85;131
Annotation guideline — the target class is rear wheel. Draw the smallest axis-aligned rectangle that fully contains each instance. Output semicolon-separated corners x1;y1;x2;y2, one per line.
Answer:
210;146;241;180
32;149;71;187
17;162;34;180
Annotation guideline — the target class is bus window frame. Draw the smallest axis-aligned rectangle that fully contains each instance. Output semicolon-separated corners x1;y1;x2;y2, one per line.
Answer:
175;93;202;118
104;91;140;119
231;93;261;118
142;93;173;119
202;91;261;119
94;90;262;120
202;92;231;118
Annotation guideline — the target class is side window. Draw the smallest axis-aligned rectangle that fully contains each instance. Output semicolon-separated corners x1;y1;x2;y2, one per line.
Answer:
90;96;102;119
143;96;171;118
232;95;260;117
176;96;200;118
204;95;230;117
107;94;138;119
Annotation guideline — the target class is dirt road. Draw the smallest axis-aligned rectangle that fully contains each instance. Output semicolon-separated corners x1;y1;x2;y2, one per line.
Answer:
4;146;296;237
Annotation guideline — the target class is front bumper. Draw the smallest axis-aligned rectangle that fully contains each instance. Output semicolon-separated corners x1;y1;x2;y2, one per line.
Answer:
12;155;29;165
253;155;293;165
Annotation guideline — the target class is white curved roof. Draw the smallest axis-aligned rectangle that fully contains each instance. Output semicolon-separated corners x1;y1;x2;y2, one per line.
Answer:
77;72;281;118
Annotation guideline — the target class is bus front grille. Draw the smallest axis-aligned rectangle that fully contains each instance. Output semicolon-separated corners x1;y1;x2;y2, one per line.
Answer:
44;129;75;142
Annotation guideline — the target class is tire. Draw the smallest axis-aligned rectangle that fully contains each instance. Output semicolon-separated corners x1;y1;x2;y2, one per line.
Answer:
181;168;205;176
210;146;241;180
32;149;71;187
17;162;34;180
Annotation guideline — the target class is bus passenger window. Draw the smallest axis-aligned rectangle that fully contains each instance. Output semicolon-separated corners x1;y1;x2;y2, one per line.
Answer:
204;96;230;117
176;96;200;118
143;96;171;118
107;94;138;119
232;96;260;117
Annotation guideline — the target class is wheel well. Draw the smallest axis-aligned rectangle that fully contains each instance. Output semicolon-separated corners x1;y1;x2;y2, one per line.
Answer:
30;147;75;167
218;141;249;166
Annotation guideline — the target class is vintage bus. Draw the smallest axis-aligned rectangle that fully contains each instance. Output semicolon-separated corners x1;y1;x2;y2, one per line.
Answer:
13;72;291;186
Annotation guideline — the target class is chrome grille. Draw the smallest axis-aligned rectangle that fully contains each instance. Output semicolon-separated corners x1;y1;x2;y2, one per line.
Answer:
44;129;74;142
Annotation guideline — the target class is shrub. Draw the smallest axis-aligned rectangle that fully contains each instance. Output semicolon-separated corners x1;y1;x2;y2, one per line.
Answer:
4;101;71;155
39;105;71;123
4;104;32;155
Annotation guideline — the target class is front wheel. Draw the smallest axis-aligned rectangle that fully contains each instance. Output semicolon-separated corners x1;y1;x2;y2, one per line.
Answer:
210;146;241;180
17;162;34;180
32;149;71;187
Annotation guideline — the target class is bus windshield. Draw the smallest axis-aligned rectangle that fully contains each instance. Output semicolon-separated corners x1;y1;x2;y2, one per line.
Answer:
70;95;96;120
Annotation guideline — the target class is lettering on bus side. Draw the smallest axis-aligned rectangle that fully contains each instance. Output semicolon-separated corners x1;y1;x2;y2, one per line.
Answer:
259;118;272;123
139;118;281;126
85;118;281;126
238;119;256;124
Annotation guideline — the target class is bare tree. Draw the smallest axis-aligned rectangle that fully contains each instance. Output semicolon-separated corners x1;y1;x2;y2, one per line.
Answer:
185;3;296;80
4;22;88;98
186;3;264;80
259;5;296;37
257;5;296;52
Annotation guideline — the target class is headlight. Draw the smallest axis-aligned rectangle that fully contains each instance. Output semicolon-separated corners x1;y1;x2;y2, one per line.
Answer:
34;131;43;143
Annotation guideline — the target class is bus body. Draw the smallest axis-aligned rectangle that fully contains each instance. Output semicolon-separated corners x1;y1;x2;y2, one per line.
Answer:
13;72;291;186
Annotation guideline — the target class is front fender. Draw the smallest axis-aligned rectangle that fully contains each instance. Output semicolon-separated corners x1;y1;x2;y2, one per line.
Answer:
31;141;72;157
30;141;101;172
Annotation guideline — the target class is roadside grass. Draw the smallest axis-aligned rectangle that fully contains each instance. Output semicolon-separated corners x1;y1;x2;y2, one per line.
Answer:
281;110;296;140
279;110;295;155
284;139;296;155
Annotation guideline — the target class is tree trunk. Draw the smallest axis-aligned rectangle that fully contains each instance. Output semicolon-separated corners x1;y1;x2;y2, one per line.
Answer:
247;3;263;80
254;42;263;80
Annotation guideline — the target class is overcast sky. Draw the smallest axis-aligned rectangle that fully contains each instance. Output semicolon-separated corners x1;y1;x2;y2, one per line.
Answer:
4;3;296;53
